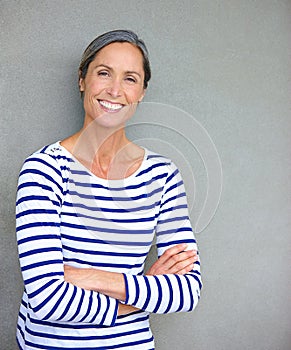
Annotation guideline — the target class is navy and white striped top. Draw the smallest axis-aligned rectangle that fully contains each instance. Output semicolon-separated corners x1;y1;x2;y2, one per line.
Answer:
16;141;202;350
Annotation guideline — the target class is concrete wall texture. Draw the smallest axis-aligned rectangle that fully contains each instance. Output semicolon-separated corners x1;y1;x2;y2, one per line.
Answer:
1;1;290;349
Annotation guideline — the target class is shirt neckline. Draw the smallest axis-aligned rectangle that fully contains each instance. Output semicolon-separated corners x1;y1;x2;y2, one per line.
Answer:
56;141;148;184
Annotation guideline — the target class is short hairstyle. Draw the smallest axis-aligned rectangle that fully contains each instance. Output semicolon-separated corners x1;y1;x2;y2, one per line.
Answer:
79;29;151;90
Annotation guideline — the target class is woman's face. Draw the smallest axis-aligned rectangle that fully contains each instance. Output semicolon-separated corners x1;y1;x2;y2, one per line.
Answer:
79;42;146;128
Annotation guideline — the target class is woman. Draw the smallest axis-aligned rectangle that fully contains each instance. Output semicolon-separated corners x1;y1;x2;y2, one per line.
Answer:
16;30;202;350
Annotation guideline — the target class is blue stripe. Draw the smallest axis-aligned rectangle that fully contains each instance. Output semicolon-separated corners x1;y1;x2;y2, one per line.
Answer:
19;168;63;194
165;168;179;185
132;275;140;305
39;145;49;153
164;180;183;195
33;282;63;314
99;295;110;325
69;172;167;191
116;313;149;325
158;227;192;236
137;162;171;177
25;156;62;178
152;275;162;313
19;247;62;259
68;186;162;201
89;292;101;323
24;336;154;349
21;259;63;272
61;233;153;247
17;221;60;233
21;299;28;308
25;272;63;285
16;326;25;347
18;310;26;322
53;153;73;161
28;279;60;299
160;192;186;208
147;154;166;159
70;169;90;176
16;208;58;219
164;275;173;313
18;234;60;245
123;274;129;304
63;257;143;270
25;325;150;341
79;290;93;323
62;210;158;223
57;286;77;321
63;244;147;258
157;239;196;249
16;195;60;208
63;200;161;213
44;283;70;320
28;310;148;329
157;227;193;236
67;289;85;322
159;203;188;215
157;215;189;225
174;274;184;312
189;272;203;290
141;277;151;310
184;275;194;311
61;222;153;235
17;181;54;192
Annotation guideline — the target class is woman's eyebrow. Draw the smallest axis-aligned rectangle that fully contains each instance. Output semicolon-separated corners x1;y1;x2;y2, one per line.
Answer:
94;64;142;78
94;64;112;70
125;70;142;78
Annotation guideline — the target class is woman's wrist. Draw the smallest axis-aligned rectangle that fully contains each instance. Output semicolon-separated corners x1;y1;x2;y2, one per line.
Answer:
95;269;126;301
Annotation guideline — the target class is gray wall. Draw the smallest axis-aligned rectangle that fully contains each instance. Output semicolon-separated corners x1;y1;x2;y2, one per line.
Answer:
1;1;290;349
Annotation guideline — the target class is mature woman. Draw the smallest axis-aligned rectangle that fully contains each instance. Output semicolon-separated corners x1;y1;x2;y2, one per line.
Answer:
16;30;202;350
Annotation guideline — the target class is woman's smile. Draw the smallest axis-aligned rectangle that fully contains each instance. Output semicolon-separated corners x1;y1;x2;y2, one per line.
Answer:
98;99;124;113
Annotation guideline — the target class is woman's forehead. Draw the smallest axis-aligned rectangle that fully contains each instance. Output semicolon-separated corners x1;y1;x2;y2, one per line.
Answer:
91;42;144;68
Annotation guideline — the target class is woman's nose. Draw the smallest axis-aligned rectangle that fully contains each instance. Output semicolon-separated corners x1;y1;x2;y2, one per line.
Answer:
106;78;122;98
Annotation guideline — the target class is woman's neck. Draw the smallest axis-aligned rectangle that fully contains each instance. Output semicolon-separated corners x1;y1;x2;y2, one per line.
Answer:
72;119;129;156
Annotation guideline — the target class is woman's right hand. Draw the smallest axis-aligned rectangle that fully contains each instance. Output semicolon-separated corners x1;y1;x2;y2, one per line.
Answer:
146;243;198;276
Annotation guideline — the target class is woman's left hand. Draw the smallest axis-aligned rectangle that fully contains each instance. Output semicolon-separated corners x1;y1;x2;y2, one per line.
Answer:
146;243;198;276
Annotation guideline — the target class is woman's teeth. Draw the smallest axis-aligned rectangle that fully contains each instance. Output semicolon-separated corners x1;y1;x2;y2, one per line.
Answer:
99;100;123;111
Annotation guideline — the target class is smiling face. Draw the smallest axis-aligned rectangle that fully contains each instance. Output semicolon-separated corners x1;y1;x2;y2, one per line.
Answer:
79;42;146;129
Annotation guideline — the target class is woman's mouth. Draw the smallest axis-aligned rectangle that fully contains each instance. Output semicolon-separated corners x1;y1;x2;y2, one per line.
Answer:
98;100;124;113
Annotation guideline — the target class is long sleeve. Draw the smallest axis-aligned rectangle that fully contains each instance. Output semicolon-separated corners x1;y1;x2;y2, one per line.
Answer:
123;162;202;314
16;152;118;326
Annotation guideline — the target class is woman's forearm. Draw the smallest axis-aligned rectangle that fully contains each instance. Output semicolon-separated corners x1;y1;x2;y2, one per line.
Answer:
64;266;126;301
64;244;197;302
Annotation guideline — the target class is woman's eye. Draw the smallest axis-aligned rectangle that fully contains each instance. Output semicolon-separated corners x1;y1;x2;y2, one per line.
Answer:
98;71;109;77
125;76;137;83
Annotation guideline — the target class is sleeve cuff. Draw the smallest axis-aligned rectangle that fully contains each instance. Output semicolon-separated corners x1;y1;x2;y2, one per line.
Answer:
109;298;119;326
122;273;129;304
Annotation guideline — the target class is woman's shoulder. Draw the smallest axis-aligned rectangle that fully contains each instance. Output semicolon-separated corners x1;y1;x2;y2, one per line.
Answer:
143;147;179;174
27;141;71;160
22;141;73;174
144;148;171;164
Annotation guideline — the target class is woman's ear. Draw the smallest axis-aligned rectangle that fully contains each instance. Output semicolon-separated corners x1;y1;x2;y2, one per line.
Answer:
78;71;85;92
79;78;85;92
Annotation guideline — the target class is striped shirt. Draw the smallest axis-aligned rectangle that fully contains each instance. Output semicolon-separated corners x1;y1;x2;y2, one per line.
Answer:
16;141;202;350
